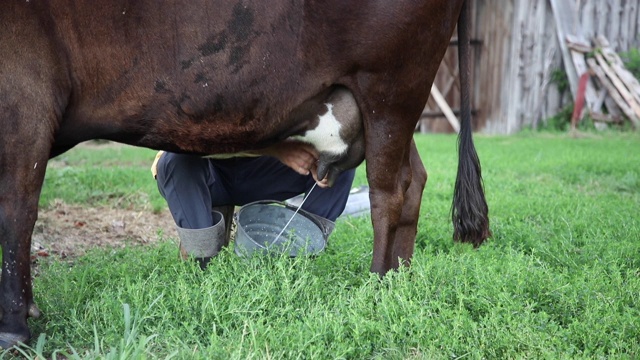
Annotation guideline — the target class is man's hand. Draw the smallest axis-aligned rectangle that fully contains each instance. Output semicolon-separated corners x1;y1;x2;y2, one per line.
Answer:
257;141;331;188
310;166;330;188
265;141;318;175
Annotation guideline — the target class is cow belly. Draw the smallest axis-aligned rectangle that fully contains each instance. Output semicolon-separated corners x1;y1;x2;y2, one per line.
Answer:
205;87;362;169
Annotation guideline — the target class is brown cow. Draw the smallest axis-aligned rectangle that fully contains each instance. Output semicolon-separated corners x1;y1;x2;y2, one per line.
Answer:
0;0;490;348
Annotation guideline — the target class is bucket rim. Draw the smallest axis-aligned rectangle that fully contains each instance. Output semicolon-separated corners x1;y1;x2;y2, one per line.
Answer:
236;200;335;239
234;200;331;257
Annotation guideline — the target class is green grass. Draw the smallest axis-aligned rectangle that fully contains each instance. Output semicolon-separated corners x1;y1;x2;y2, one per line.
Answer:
3;132;640;359
38;144;167;212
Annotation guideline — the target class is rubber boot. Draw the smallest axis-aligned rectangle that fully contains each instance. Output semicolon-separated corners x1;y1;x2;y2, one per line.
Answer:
213;205;235;244
177;210;226;269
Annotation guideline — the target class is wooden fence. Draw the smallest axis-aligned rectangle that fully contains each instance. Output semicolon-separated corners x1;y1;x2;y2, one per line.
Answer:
420;0;640;134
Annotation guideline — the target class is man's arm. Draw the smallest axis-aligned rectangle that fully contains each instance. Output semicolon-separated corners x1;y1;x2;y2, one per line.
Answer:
252;141;330;188
151;141;330;187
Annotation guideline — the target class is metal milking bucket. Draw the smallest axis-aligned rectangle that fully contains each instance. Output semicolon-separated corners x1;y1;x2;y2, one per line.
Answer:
234;200;334;257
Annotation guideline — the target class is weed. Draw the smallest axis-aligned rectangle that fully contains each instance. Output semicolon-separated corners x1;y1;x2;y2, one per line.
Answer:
550;68;571;96
620;47;640;80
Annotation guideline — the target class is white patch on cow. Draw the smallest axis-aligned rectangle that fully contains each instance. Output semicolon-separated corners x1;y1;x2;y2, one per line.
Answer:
291;104;348;155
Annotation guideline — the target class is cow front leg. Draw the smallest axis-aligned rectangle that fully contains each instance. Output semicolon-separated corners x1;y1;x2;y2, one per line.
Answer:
0;104;53;349
0;224;36;350
0;12;72;348
389;140;427;269
1;140;49;348
0;162;47;349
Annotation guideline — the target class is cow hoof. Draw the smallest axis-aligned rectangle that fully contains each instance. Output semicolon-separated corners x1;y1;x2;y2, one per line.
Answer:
0;332;29;350
28;303;41;319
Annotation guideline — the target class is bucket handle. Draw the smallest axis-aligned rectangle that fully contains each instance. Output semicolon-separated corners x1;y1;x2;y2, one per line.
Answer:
237;200;335;239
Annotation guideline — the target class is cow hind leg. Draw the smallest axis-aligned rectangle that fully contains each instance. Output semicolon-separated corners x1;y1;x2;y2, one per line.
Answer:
357;106;423;275
348;71;433;275
390;140;427;269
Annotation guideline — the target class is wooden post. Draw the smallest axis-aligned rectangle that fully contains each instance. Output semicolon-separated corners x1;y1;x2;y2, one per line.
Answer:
430;85;460;133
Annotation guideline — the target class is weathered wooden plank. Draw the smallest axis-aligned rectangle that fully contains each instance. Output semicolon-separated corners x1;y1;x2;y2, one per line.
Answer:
580;0;595;41
593;88;607;113
604;95;623;119
609;0;622;49
590;112;623;124
595;36;640;106
635;0;640;48
531;0;552;129
504;0;526;133
430;85;460;133
595;0;610;40
594;52;640;119
439;76;457;101
620;0;634;50
588;58;640;128
520;0;537;128
549;0;581;98
613;66;640;106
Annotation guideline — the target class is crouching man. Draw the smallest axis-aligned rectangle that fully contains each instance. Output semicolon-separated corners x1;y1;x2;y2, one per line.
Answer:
153;143;355;267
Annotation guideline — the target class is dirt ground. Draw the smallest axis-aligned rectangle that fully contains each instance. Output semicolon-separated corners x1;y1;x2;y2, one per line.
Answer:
31;200;178;261
28;140;367;263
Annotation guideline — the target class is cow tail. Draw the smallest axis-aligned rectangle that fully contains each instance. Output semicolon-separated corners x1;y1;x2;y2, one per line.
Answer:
451;0;491;246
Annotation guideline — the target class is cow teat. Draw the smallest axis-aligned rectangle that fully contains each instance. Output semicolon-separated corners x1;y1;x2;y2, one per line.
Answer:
317;131;365;186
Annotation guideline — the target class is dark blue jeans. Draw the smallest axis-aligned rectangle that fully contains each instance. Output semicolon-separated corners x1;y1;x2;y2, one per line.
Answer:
156;152;356;229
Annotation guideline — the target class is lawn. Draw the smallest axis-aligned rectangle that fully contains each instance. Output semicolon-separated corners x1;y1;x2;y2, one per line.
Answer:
2;131;639;359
